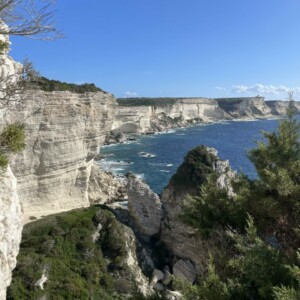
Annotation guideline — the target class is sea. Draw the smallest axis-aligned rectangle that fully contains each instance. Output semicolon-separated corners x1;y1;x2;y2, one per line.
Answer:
99;118;282;194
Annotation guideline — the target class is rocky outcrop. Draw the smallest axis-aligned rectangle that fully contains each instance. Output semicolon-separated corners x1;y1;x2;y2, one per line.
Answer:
126;174;163;237
0;166;22;300
2;89;116;223
88;163;127;204
160;146;235;275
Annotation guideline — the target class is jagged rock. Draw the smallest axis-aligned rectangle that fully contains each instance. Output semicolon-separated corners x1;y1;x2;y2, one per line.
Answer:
173;259;197;283
105;129;127;145
160;146;234;275
88;164;126;204
150;269;164;286
126;174;163;236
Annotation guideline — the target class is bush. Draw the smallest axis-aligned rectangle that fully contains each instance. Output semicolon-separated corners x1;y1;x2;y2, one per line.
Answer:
0;123;26;152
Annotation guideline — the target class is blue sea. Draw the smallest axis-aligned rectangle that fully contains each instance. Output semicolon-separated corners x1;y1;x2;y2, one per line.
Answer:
100;119;281;194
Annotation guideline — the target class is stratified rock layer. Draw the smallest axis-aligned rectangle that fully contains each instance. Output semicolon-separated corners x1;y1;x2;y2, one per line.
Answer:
3;90;116;222
112;96;286;134
114;98;230;133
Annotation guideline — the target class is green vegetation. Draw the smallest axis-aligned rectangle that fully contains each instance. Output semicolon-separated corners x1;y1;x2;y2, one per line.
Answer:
170;145;216;188
0;40;9;53
0;123;25;169
180;101;300;299
7;207;148;299
33;76;106;94
117;97;191;107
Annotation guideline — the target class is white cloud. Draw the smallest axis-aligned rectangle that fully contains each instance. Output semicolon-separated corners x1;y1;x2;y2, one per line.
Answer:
124;91;138;97
215;86;226;91
232;84;300;97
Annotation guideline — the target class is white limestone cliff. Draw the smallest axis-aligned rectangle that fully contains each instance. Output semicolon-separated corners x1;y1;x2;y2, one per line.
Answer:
112;96;283;135
0;166;22;300
113;98;230;134
4;89;116;223
0;22;23;299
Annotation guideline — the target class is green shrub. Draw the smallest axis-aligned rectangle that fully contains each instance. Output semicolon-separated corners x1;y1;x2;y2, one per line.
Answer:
0;40;9;53
0;123;26;152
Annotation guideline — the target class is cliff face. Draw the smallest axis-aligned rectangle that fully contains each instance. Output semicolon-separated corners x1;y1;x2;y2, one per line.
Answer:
0;23;23;299
113;98;230;133
3;90;116;222
112;96;282;134
0;166;22;300
265;100;300;116
215;97;272;118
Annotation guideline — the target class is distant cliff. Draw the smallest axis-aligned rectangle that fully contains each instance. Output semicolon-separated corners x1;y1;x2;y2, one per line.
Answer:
112;96;289;135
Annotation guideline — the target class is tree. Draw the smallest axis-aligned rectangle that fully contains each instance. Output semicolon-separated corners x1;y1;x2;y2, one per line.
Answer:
180;96;300;299
0;0;62;39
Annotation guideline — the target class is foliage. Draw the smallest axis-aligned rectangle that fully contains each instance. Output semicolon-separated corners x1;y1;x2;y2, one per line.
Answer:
0;123;25;169
174;255;230;300
171;145;216;187
0;40;8;53
179;101;300;299
0;123;25;152
34;76;106;94
117;97;184;107
7;207;141;299
181;173;246;237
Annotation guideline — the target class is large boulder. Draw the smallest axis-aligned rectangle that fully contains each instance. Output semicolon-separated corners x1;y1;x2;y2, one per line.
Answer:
126;174;163;237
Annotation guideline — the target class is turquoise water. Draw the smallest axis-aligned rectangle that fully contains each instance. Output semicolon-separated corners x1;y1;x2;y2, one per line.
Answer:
100;119;281;194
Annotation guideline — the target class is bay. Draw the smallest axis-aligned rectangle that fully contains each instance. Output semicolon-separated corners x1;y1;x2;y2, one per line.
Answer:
100;118;282;194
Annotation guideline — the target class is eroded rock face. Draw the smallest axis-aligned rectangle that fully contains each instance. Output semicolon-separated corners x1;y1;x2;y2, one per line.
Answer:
2;90;116;223
113;98;230;134
126;174;163;237
0;166;22;300
112;96;289;135
160;146;234;275
215;97;272;118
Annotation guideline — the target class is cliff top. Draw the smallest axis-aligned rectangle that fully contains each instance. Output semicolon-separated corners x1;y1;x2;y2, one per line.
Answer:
33;77;108;94
117;96;269;107
117;97;210;107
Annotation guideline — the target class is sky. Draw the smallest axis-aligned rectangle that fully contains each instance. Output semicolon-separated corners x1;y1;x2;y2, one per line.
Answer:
9;0;300;100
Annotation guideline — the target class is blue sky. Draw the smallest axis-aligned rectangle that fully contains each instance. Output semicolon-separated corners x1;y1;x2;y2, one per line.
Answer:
9;0;300;99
